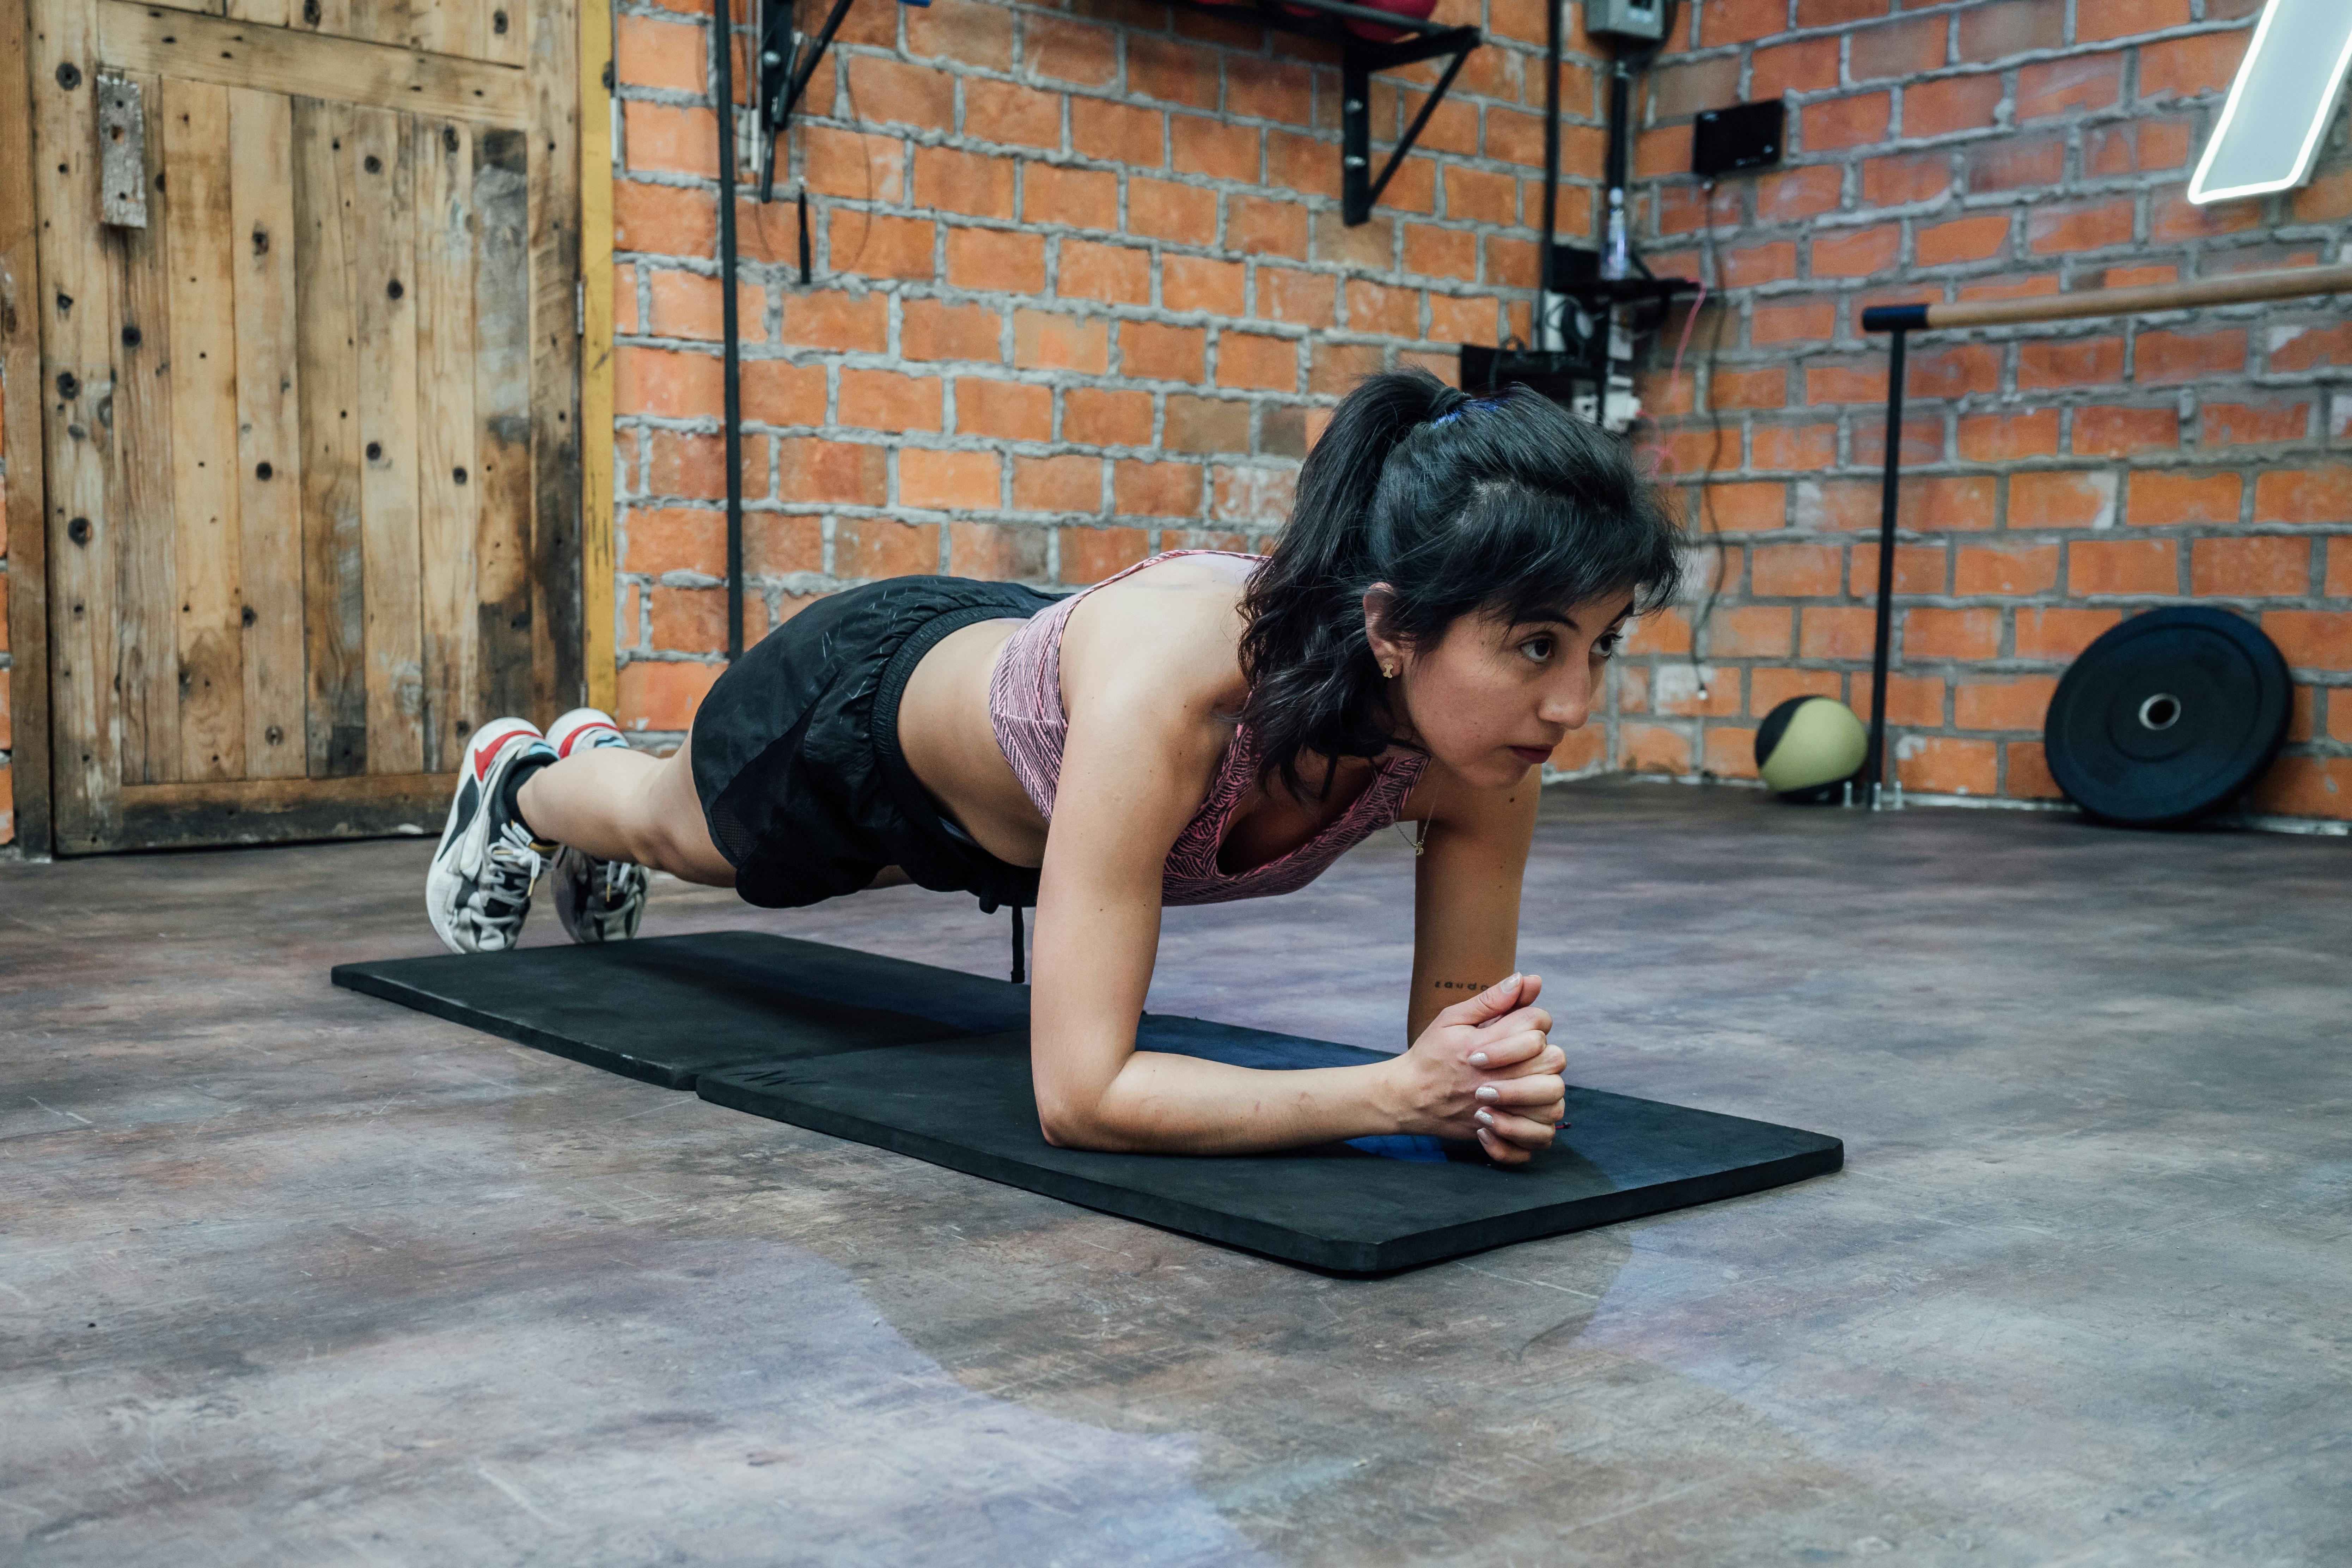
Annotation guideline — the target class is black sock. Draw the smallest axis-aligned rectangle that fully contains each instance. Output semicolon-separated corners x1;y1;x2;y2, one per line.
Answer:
500;757;553;843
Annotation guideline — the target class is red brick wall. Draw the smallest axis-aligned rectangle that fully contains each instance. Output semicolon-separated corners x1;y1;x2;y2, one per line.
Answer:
607;0;1607;742
1609;0;2352;821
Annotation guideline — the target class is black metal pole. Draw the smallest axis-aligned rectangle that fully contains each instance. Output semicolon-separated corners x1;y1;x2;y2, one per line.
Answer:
715;0;745;661
1604;56;1629;193
1538;0;1558;305
1865;328;1907;808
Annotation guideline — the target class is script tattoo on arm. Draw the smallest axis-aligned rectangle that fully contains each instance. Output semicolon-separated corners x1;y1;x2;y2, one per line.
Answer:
1431;980;1493;992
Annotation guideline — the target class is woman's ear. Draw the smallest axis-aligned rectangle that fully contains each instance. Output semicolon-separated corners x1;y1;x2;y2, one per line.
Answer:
1362;584;1405;676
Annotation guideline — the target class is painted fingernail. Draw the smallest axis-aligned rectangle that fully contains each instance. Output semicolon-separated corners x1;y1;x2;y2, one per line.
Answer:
1468;1051;1489;1066
1475;1085;1499;1102
1474;1109;1495;1126
1492;972;1521;993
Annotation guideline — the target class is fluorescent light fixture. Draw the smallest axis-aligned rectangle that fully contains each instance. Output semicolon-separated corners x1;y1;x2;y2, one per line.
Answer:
2187;0;2352;206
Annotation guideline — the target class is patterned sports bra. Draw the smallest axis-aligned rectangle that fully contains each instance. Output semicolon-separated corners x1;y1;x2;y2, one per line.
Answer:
987;551;1425;907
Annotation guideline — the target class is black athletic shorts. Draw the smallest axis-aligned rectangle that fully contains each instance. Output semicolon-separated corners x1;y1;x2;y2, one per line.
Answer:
690;575;1061;910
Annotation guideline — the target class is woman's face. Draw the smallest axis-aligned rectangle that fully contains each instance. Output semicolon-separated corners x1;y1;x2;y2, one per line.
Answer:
1368;587;1638;789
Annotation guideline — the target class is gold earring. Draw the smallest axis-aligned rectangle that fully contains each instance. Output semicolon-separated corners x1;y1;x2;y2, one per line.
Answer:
1382;662;1397;679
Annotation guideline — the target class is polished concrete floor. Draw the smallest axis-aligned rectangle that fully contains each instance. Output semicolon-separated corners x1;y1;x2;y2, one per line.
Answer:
4;780;2347;1566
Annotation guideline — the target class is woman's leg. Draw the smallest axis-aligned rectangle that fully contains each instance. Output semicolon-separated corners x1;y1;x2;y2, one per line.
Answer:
517;735;738;887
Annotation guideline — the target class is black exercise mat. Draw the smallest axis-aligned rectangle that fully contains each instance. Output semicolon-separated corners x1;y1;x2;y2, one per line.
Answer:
332;932;1029;1087
700;1035;1841;1273
335;932;1841;1273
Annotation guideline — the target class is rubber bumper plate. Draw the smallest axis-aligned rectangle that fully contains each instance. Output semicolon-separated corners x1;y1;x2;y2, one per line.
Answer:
2044;606;2290;827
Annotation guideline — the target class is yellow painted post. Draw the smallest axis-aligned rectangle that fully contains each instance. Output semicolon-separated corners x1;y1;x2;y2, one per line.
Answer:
578;0;618;714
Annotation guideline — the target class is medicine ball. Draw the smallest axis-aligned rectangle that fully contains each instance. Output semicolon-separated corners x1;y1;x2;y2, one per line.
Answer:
2043;606;2290;828
1754;696;1868;803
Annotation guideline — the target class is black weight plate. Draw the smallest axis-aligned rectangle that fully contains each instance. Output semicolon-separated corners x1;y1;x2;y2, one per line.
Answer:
2044;606;2290;827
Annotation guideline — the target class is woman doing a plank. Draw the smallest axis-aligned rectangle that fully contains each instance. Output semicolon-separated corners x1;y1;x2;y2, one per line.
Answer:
424;371;1682;1164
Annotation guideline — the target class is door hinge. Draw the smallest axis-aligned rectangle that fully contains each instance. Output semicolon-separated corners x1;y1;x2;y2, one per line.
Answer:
576;276;585;337
97;75;147;229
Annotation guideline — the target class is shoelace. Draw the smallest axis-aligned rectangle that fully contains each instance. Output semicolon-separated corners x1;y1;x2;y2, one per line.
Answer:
475;820;547;926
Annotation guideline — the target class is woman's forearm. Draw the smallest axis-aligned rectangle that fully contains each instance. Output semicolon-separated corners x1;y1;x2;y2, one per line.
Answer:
1034;1051;1406;1154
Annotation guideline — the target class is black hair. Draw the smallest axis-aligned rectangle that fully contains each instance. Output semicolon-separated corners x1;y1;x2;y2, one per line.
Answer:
1237;368;1684;795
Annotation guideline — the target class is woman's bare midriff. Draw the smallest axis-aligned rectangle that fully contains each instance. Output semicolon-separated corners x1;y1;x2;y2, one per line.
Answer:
896;617;1050;867
896;557;1420;878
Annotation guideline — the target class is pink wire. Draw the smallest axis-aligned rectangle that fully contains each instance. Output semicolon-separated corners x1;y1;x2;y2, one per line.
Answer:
1640;277;1709;482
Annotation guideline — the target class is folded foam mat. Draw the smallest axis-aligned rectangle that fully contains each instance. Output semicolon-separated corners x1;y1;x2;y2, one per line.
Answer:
333;931;1028;1087
334;932;1840;1273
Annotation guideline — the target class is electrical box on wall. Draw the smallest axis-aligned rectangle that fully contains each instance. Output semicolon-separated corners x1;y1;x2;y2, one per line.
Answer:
1586;0;1667;42
1580;0;1674;41
1693;98;1785;177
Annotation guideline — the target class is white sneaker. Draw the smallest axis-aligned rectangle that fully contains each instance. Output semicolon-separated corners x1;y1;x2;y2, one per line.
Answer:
544;708;650;945
427;718;558;954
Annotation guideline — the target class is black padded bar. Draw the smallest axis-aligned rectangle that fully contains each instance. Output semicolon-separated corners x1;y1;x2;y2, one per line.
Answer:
1860;302;1929;332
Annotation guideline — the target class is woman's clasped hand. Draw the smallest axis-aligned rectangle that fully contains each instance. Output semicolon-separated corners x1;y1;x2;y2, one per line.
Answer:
1387;973;1567;1165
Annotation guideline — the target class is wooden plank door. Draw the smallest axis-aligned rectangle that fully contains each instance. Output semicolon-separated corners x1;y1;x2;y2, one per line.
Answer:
25;0;582;852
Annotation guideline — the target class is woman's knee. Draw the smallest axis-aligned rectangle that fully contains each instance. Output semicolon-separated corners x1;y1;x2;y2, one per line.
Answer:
633;747;735;885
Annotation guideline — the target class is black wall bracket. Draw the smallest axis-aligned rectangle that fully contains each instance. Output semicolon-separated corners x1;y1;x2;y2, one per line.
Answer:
1156;0;1482;227
756;0;857;203
752;0;1478;229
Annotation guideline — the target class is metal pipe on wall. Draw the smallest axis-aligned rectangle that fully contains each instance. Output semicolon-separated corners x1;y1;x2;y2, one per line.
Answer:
714;0;746;661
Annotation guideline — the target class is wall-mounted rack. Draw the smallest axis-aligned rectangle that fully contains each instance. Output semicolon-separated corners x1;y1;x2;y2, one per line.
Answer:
1162;0;1482;227
1166;0;1477;227
749;0;1477;229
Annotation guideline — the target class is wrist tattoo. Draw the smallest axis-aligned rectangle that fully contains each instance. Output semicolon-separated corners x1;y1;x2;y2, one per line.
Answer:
1432;980;1492;992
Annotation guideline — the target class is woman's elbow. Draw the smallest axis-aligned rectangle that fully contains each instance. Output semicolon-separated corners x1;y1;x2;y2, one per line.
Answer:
1034;1088;1130;1152
1036;1104;1105;1151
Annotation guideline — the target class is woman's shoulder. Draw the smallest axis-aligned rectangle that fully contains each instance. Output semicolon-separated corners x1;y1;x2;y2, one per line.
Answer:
1061;552;1259;714
1087;549;1262;599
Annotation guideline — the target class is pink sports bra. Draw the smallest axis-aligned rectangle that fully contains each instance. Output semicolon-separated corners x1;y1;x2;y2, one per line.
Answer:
988;551;1426;907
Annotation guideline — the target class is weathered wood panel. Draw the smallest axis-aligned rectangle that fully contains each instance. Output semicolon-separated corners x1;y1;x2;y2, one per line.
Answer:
223;0;291;32
482;0;521;69
120;769;454;845
526;0;582;720
414;115;477;773
0;0;55;852
291;96;367;777
405;0;475;65
39;0;575;852
350;104;424;774
345;0;409;53
31;0;123;851
227;87;307;777
99;2;528;127
160;75;246;781
296;0;354;46
104;68;180;786
471;124;532;725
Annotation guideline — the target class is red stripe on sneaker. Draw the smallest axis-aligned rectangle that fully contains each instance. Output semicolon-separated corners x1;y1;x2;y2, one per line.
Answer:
557;724;621;759
472;722;536;781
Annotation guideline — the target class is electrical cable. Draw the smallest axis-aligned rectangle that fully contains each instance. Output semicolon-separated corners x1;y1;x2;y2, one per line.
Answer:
1685;188;1730;700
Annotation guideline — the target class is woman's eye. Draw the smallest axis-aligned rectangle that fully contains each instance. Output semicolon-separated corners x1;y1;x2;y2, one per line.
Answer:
1592;632;1624;659
1520;638;1554;664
